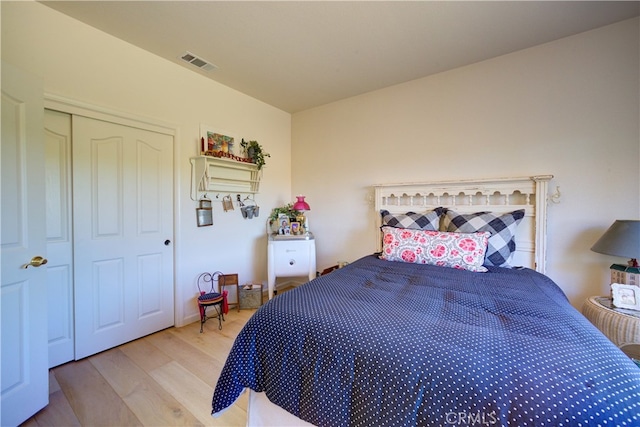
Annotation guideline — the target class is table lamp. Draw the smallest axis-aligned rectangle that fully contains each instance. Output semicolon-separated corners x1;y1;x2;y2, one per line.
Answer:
293;195;311;234
591;220;640;286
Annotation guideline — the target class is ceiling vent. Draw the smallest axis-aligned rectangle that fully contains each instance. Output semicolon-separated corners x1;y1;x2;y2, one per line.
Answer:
180;51;217;72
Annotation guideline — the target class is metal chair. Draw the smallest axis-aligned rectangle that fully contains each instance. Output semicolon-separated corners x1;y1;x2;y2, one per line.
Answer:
197;271;226;332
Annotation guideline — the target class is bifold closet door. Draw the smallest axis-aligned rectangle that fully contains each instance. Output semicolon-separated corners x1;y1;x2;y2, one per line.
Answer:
72;116;174;359
44;109;74;368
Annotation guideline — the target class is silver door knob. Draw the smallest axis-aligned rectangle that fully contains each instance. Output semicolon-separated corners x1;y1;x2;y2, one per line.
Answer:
22;256;48;269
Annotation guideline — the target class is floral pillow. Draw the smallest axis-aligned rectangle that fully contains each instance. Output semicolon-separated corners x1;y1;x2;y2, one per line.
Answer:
380;226;490;272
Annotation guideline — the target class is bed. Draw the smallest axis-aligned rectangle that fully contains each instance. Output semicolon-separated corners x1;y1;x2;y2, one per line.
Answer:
211;176;640;426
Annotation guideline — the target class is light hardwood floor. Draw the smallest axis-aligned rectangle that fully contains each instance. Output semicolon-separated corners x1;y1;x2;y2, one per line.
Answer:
21;309;256;427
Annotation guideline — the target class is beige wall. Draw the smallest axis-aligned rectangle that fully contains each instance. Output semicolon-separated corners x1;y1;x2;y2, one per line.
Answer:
292;17;640;307
2;2;292;326
3;2;638;318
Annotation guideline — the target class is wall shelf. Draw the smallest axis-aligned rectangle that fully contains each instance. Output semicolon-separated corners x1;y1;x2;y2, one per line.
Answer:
190;156;260;200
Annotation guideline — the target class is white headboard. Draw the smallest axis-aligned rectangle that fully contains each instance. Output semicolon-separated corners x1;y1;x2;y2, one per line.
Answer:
374;175;553;273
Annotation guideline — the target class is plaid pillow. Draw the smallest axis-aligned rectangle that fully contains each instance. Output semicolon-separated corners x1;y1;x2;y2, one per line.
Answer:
380;208;444;231
442;209;525;267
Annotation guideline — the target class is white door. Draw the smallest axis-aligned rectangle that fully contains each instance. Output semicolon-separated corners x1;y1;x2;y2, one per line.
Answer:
1;62;49;425
45;109;75;367
73;116;174;359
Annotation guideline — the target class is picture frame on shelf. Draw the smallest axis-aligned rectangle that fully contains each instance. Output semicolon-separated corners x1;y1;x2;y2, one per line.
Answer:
290;222;301;235
277;214;290;235
199;124;236;156
611;283;640;311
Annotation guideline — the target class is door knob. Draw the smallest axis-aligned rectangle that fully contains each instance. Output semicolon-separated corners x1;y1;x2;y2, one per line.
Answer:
164;239;171;246
22;256;48;269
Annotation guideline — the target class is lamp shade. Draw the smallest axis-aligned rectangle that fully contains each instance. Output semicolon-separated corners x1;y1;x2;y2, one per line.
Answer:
292;195;310;211
591;220;640;261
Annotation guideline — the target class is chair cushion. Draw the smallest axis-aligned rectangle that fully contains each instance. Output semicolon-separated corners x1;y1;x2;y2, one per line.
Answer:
198;292;224;305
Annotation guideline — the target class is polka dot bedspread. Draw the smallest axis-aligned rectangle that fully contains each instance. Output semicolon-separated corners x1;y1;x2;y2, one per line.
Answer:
212;255;640;426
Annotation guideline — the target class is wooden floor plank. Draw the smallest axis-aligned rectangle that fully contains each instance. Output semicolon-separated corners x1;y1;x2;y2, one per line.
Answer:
53;358;142;426
170;313;252;365
150;361;246;426
90;348;203;426
25;370;83;426
145;329;222;388
21;310;255;427
49;370;60;394
30;389;82;427
118;332;174;372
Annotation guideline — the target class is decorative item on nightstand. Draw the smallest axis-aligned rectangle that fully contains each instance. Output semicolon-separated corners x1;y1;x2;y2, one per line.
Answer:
268;203;303;235
292;195;311;235
611;283;640;311
591;220;640;287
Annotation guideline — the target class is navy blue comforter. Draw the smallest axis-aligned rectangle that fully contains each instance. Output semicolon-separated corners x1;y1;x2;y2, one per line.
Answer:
212;255;640;426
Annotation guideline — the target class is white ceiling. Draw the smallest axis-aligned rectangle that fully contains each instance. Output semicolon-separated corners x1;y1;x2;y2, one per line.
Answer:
41;1;639;113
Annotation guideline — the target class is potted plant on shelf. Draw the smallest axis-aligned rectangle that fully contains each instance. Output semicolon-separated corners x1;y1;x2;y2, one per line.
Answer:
268;204;302;234
241;139;270;170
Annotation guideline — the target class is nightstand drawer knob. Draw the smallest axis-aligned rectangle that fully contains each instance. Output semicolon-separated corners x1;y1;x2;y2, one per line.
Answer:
289;259;295;265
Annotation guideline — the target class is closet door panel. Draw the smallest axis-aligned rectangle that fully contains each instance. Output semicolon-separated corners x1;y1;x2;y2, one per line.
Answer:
44;109;74;368
73;116;174;360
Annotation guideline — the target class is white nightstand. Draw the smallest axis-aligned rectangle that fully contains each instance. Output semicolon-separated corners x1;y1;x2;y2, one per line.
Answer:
267;233;316;299
582;296;640;363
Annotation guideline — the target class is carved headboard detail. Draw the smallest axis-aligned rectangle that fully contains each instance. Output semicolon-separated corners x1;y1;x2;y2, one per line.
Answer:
373;175;554;273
